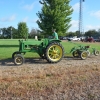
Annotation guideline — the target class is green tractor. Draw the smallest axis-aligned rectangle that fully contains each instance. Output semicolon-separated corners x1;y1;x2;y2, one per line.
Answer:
12;38;64;65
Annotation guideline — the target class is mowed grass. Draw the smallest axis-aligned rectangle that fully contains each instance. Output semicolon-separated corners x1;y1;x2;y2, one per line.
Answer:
0;39;39;59
0;39;100;59
0;39;19;59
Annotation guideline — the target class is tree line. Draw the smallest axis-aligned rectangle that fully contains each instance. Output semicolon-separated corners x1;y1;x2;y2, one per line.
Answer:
0;23;100;39
0;22;41;39
66;29;100;38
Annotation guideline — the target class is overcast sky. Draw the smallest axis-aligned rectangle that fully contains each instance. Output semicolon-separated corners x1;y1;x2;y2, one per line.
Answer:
0;0;100;32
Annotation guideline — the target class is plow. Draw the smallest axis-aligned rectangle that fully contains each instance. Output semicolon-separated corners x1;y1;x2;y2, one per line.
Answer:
70;45;99;60
12;38;99;65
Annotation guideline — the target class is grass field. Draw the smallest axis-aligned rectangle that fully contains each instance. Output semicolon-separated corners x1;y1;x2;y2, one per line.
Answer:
0;39;100;59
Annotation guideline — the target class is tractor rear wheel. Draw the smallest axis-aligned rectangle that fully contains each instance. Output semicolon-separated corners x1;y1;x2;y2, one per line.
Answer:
14;54;24;65
80;51;88;60
45;42;64;63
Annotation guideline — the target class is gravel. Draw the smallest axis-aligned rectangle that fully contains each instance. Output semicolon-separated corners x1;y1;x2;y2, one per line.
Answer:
0;55;100;69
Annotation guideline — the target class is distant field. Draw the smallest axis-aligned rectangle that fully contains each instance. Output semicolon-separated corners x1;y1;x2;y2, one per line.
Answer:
0;39;100;59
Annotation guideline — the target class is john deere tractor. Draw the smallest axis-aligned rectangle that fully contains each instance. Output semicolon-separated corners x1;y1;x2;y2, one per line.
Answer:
12;38;64;65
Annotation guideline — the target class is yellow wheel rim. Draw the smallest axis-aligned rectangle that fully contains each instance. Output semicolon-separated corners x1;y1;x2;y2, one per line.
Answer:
47;44;63;61
95;51;99;56
15;57;23;65
81;52;87;59
74;51;79;57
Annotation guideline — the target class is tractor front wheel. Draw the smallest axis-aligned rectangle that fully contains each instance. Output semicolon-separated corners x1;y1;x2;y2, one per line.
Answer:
12;51;21;59
45;42;64;63
80;51;88;60
14;54;24;65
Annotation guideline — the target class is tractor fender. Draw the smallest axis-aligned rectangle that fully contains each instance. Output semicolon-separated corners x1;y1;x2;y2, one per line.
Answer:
49;39;61;44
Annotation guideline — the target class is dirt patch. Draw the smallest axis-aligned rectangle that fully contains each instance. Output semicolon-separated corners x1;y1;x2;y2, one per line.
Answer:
0;55;100;99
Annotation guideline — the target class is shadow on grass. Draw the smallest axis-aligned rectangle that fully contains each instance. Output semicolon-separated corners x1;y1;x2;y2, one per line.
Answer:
0;45;19;48
0;58;49;66
0;58;14;66
0;56;84;67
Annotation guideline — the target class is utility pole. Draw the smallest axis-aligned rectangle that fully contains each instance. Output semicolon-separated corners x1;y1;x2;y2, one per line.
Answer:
11;27;12;39
0;28;1;34
79;0;84;35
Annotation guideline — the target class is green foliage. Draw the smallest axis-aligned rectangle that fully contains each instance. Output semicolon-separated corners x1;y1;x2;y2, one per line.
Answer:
18;22;29;39
12;28;18;39
85;29;98;37
29;29;41;38
67;31;81;37
67;29;100;38
1;28;8;38
37;0;73;36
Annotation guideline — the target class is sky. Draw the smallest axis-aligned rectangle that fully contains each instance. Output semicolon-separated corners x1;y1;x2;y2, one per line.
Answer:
0;0;100;32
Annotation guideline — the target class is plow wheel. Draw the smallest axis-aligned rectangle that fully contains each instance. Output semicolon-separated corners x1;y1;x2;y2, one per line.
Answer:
80;51;88;60
86;50;90;56
45;42;64;63
72;50;79;57
14;54;24;65
94;50;99;56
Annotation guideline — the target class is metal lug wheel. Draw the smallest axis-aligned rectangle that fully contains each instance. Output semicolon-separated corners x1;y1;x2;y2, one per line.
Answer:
72;50;79;57
14;54;24;65
80;51;88;60
94;50;99;56
86;50;90;56
45;42;64;63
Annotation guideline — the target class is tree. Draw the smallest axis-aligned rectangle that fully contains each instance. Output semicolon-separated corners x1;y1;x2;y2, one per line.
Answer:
12;27;18;39
67;31;76;37
18;22;29;39
98;29;100;34
37;0;73;36
6;27;12;38
0;27;18;39
0;28;7;38
1;27;11;38
29;28;39;38
85;29;98;37
75;31;84;37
